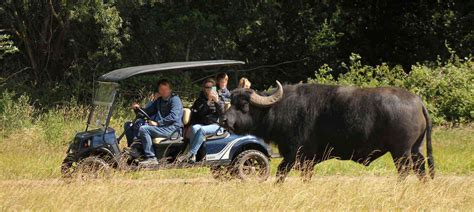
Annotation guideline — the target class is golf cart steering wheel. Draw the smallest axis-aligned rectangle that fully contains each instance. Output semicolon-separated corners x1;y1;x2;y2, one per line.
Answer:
134;107;153;120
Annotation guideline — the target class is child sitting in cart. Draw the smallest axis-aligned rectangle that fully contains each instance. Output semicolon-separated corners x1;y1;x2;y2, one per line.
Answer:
216;73;231;102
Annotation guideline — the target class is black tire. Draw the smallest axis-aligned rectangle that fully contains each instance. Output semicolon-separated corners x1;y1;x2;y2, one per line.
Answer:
231;150;270;182
61;154;76;178
74;156;111;179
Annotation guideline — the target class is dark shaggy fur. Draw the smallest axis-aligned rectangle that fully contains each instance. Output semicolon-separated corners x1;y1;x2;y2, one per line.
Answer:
222;83;434;183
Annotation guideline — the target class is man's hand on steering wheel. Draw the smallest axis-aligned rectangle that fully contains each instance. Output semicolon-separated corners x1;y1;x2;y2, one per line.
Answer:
132;103;158;126
131;103;140;110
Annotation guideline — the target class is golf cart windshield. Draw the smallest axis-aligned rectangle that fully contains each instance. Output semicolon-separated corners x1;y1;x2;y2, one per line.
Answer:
87;81;119;130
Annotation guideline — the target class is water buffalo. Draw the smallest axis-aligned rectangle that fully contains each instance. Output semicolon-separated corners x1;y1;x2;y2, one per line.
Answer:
221;81;434;183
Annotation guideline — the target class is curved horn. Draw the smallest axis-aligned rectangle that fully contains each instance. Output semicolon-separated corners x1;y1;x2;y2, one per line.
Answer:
250;81;283;107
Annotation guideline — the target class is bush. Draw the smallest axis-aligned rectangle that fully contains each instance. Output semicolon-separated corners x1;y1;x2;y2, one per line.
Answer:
0;91;34;136
405;61;474;124
308;53;474;124
0;90;88;144
37;104;89;145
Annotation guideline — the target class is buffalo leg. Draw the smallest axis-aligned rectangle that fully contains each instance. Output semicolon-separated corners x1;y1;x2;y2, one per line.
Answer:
392;150;412;181
276;159;295;183
276;146;297;184
299;159;315;183
412;132;428;181
411;151;426;180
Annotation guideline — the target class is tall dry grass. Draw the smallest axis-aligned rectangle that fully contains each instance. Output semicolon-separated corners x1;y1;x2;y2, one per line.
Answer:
0;176;472;210
0;107;472;210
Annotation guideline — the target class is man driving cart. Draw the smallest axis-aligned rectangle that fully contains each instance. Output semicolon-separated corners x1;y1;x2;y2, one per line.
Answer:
126;79;183;166
123;91;159;146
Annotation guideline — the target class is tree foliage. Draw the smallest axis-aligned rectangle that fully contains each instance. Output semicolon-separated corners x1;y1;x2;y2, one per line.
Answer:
0;34;18;60
0;0;472;111
309;54;474;124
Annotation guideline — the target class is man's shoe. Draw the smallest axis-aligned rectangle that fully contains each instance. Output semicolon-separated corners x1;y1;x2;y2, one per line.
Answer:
139;157;158;166
188;154;196;164
177;152;196;163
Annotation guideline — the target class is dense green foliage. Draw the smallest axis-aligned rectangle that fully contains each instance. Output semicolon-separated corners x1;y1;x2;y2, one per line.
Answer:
309;54;474;124
1;56;471;139
0;34;18;60
0;0;473;124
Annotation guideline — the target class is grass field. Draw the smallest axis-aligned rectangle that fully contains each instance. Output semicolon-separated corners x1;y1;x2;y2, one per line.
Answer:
0;125;472;210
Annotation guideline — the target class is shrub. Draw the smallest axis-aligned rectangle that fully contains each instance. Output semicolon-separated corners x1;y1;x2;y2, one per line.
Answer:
405;60;474;124
0;91;34;136
37;104;88;146
308;53;474;124
0;90;89;144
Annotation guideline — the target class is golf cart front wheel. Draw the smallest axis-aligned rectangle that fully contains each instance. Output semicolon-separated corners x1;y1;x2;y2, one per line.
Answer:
74;156;111;179
61;154;76;178
232;150;270;182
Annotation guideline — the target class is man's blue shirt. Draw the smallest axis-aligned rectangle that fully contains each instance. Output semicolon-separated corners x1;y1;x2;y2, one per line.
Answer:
144;94;183;128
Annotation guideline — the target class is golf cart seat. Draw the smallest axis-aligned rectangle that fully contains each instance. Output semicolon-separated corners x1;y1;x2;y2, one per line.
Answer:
152;108;191;144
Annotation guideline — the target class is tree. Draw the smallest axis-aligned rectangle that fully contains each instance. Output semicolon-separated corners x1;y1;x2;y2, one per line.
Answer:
0;0;128;84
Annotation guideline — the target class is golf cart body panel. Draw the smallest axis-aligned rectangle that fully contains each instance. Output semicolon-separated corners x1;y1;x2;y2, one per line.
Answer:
204;135;269;159
68;128;121;162
98;60;245;82
203;134;270;166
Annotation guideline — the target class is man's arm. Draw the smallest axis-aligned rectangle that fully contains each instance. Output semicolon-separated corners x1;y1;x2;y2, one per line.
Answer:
160;96;183;126
143;100;157;117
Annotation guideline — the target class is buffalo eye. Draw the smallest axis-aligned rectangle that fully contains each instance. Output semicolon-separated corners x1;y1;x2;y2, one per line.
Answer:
242;102;249;113
238;100;249;113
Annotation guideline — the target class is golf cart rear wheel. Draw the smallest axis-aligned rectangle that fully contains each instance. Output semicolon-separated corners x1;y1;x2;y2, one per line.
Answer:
74;156;111;179
232;150;270;182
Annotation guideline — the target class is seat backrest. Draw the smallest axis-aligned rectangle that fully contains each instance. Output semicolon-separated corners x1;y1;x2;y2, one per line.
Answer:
182;108;191;125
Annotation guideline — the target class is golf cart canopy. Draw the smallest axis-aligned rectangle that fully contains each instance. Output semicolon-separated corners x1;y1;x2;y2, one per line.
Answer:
98;60;245;82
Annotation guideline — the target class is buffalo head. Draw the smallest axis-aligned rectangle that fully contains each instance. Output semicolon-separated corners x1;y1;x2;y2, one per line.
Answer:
221;81;283;134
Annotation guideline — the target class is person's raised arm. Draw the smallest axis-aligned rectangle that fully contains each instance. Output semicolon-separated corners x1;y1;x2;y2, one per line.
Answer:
215;95;225;116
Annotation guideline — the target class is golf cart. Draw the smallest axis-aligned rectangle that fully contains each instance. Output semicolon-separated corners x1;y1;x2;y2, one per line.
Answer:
61;60;272;181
